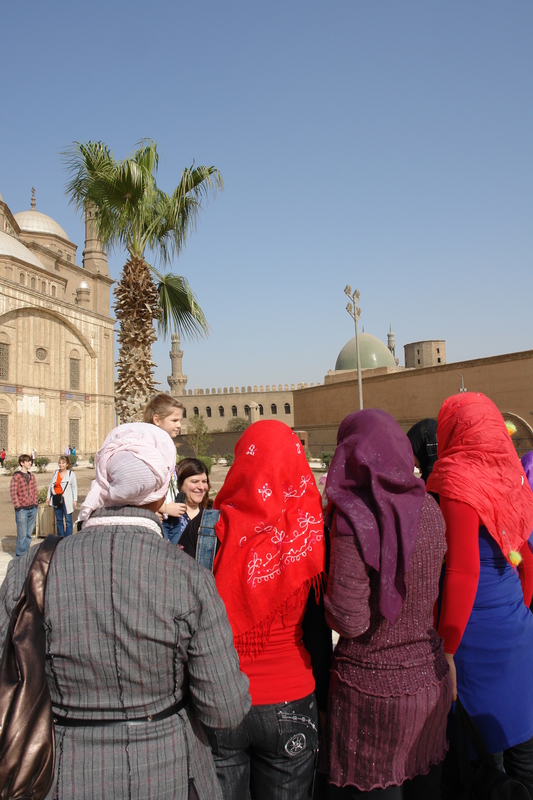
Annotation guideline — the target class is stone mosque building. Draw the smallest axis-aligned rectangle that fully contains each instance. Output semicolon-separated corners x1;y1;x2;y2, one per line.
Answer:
167;333;307;431
2;182;530;463
167;327;407;433
0;189;115;458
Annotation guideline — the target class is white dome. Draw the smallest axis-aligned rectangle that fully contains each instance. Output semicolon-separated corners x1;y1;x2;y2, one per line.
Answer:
14;209;70;241
77;280;90;290
0;231;45;270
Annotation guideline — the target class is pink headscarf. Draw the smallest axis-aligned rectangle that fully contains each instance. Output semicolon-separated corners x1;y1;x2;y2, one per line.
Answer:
78;423;176;521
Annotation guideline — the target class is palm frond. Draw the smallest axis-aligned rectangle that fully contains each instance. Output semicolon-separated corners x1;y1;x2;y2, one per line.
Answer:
153;269;209;340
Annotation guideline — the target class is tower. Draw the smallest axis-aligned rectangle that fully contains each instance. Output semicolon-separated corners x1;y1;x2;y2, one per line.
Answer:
82;206;110;278
387;325;396;358
168;333;188;396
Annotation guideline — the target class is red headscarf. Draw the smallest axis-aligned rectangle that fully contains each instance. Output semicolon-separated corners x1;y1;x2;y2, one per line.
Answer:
427;393;533;561
213;421;325;657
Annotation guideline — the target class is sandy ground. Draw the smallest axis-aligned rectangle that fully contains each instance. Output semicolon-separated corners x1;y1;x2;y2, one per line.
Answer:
0;463;232;585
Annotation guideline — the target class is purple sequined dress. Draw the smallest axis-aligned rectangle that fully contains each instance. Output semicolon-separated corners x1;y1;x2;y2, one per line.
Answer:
320;494;452;791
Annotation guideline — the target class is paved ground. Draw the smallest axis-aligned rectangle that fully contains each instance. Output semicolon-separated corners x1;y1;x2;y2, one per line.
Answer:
0;463;233;585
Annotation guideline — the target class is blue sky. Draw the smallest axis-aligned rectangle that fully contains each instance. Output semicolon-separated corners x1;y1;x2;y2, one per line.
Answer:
2;1;532;392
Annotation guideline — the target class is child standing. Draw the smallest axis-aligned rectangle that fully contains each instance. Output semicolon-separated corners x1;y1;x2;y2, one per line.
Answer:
143;394;186;543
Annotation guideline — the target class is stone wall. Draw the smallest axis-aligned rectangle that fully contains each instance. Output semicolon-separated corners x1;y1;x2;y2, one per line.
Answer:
294;350;533;456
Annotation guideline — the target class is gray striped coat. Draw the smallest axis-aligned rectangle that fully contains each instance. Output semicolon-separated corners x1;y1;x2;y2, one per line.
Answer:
0;507;251;800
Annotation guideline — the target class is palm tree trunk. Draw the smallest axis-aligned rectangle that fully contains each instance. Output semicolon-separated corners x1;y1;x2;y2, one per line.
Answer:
114;256;160;422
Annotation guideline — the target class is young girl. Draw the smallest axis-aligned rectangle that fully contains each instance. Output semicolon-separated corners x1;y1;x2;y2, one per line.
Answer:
143;394;186;543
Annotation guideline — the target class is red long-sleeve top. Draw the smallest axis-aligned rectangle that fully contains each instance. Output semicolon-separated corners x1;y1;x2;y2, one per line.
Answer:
438;497;533;654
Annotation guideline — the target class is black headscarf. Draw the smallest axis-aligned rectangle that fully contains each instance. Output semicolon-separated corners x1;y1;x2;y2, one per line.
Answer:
406;419;438;483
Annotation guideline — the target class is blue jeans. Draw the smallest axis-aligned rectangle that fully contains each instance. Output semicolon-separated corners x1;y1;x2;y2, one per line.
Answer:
15;506;37;557
162;515;188;545
204;692;318;800
54;504;73;536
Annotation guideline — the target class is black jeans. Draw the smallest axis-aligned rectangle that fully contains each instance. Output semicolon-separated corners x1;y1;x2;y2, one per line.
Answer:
204;692;319;800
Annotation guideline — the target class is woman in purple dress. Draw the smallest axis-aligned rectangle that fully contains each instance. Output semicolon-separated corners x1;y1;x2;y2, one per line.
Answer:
320;409;452;799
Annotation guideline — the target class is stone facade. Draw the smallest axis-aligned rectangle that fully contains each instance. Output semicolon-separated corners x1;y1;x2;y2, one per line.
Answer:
167;334;320;432
294;349;533;457
0;190;115;458
404;340;446;368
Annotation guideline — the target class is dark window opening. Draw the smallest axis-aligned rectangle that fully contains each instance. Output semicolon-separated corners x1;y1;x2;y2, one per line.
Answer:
70;358;80;391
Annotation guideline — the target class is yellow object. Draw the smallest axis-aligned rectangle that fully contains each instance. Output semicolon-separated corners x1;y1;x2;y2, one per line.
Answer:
509;550;522;566
506;420;517;436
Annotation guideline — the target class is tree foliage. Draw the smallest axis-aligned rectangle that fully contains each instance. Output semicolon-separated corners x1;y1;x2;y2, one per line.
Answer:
186;415;212;458
226;417;250;432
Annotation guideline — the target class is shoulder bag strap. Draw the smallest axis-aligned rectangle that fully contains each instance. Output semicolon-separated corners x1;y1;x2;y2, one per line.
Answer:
195;509;220;572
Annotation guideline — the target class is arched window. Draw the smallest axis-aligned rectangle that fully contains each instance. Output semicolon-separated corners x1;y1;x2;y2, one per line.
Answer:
271;404;277;415
19;273;25;285
206;406;212;418
219;406;225;417
193;406;199;416
30;276;36;289
244;405;250;416
284;403;291;414
258;404;264;416
51;285;56;297
232;405;238;417
182;407;187;418
41;281;46;293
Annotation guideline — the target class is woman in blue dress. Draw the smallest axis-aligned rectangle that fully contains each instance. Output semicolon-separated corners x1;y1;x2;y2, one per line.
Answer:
427;392;533;791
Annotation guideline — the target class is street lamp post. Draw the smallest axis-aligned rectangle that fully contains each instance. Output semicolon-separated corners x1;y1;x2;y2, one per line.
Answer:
344;284;363;410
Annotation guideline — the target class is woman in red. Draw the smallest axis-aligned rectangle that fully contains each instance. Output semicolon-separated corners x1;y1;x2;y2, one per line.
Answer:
200;420;326;800
427;392;533;791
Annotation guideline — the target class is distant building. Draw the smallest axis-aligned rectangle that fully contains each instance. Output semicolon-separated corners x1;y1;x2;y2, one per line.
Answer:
295;349;533;457
404;340;446;368
167;334;319;432
0;188;115;457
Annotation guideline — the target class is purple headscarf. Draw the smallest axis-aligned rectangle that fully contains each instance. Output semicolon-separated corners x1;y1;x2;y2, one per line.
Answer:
326;409;426;624
521;452;533;548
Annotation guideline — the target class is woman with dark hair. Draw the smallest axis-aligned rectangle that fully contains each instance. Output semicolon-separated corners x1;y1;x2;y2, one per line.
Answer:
320;409;451;798
163;457;211;547
46;454;78;536
406;418;438;483
427;393;533;792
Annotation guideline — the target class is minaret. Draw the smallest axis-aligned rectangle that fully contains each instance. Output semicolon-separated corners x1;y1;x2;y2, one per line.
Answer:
82;205;110;277
387;325;399;366
387;325;396;358
168;334;187;396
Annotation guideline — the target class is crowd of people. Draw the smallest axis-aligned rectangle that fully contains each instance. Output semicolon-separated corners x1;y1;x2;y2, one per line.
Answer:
1;390;533;799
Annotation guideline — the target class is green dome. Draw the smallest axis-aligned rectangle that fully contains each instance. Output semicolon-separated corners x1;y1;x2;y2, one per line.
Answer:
335;332;396;371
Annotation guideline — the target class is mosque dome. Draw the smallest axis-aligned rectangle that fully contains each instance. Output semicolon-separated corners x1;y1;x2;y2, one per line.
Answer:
77;280;89;290
0;230;45;270
335;332;397;371
14;209;70;241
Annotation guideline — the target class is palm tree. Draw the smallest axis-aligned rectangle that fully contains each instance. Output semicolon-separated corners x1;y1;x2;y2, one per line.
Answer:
63;139;222;422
